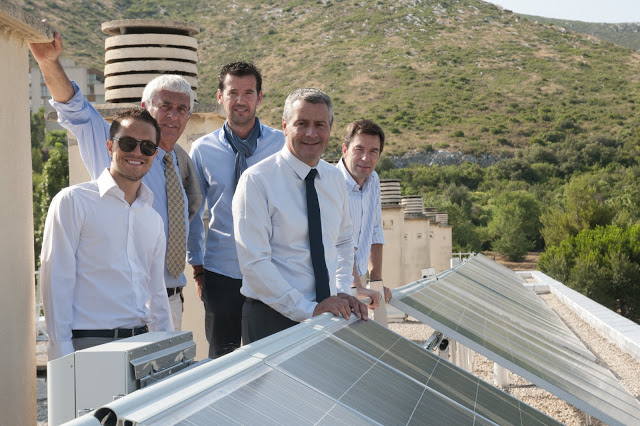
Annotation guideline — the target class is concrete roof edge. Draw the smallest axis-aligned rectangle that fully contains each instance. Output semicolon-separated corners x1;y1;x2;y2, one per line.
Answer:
0;0;55;42
522;270;640;363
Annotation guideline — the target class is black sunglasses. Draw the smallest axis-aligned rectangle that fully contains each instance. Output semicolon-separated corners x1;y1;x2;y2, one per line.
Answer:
113;136;158;156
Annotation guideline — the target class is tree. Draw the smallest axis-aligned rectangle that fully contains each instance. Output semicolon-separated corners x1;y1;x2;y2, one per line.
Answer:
33;143;69;266
488;191;541;260
539;225;640;323
44;130;68;149
30;107;45;149
540;174;614;248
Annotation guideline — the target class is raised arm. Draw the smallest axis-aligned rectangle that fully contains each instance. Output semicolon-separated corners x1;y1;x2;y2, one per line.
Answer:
28;32;74;103
30;31;111;179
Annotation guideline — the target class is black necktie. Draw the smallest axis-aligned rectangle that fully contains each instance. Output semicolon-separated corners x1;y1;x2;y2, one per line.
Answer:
305;169;330;303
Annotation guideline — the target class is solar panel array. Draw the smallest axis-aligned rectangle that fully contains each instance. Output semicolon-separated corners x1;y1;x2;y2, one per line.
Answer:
93;316;561;426
390;253;640;426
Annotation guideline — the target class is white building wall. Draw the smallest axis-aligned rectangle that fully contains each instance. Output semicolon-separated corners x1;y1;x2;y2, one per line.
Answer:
0;2;54;423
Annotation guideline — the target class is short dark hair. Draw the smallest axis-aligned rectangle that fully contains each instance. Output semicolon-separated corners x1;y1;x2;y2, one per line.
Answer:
343;119;385;153
218;61;263;93
283;88;334;126
110;107;161;145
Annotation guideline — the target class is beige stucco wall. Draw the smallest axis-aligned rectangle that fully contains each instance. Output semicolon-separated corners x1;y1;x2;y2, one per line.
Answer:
430;224;453;273
0;31;37;426
402;217;431;284
67;108;225;361
380;205;405;289
0;2;54;423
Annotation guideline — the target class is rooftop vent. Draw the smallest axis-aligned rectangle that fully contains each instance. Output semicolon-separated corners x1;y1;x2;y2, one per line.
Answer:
401;195;424;216
102;19;199;103
380;179;401;205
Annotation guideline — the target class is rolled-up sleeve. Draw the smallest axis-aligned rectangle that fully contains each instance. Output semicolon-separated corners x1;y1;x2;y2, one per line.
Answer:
50;82;111;179
372;176;385;245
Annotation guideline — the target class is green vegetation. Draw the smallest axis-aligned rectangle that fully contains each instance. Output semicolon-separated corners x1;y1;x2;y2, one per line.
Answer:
521;15;640;51
19;0;640;318
18;0;640;155
539;225;640;323
31;108;68;266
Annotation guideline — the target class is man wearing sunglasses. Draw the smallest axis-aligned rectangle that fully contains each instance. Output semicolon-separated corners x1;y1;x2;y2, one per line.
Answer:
29;33;201;330
40;108;174;360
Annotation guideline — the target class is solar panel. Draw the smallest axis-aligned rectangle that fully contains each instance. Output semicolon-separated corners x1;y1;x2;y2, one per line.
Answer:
390;253;640;426
90;315;561;426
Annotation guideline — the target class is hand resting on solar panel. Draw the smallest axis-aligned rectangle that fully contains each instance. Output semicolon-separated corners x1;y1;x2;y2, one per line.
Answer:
313;294;368;320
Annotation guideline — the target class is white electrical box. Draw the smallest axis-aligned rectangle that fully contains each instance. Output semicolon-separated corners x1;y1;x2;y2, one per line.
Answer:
48;331;196;425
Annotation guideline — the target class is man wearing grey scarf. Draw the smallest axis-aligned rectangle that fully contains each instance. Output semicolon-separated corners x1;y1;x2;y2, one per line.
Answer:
224;117;262;188
188;62;285;358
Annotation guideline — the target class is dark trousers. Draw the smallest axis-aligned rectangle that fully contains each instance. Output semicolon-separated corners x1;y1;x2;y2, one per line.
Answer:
202;269;245;358
241;298;298;344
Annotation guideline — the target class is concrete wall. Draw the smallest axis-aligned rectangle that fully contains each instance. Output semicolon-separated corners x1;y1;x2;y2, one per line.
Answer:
0;2;54;423
381;205;405;288
67;108;225;361
382;205;453;286
402;217;430;284
430;224;453;273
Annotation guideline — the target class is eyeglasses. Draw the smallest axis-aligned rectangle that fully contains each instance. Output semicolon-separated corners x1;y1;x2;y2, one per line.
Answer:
113;136;158;156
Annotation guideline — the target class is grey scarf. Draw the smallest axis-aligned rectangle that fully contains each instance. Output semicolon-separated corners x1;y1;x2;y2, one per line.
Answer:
224;117;262;188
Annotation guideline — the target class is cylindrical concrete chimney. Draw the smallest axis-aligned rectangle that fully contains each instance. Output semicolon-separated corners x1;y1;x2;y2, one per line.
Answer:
401;195;424;216
380;179;402;205
101;19;199;103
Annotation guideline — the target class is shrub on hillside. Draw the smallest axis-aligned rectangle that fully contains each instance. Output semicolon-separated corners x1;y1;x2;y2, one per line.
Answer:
539;225;640;323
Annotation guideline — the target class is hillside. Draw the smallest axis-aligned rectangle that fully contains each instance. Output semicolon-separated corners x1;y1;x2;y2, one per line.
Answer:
17;0;640;157
521;14;640;51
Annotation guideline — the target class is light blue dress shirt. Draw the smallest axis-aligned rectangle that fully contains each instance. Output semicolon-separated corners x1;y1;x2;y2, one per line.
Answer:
187;123;284;279
336;159;385;276
50;83;188;289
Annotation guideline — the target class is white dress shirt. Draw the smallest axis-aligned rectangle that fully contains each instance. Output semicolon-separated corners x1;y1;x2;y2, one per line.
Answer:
187;123;284;278
40;169;174;360
232;146;354;322
336;159;385;276
50;83;189;290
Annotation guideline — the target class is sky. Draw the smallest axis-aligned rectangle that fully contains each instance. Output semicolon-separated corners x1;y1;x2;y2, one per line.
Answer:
484;0;640;23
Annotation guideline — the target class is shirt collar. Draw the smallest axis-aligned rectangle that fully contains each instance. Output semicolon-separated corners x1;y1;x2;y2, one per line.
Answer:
337;158;371;191
223;119;264;142
96;168;154;206
281;145;322;181
97;168;119;197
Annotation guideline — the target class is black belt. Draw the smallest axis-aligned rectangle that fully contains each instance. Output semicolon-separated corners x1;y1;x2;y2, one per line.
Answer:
167;287;183;297
72;325;148;339
245;297;265;305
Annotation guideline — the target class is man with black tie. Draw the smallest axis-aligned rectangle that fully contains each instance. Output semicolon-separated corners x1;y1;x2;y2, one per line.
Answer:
232;88;368;343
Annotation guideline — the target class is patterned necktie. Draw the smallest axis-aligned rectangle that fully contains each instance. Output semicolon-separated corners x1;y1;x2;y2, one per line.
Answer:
164;152;186;279
305;169;330;303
